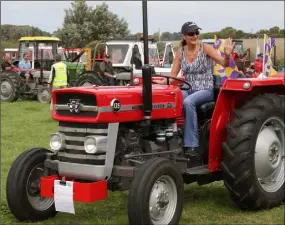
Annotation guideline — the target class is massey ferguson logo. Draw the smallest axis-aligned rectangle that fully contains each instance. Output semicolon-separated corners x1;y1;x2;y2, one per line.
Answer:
67;99;82;113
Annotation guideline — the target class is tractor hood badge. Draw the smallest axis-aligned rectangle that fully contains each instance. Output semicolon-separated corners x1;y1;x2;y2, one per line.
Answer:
111;99;121;112
67;99;82;113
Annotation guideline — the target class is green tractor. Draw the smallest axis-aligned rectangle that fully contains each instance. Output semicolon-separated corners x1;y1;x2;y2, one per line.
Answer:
57;47;92;87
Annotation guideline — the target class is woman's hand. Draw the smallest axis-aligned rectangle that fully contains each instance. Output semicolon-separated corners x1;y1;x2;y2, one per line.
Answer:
224;38;235;57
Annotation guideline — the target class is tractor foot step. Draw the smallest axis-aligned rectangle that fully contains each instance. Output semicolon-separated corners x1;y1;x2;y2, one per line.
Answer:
186;164;209;175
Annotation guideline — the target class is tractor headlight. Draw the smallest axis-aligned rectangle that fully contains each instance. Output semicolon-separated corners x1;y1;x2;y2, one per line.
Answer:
50;132;65;151
243;82;251;90
133;78;140;85
84;136;108;154
84;136;97;154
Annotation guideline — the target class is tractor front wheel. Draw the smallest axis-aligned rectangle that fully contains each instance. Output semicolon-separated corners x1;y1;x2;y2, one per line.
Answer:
6;148;57;222
37;86;51;103
222;93;284;210
128;157;184;225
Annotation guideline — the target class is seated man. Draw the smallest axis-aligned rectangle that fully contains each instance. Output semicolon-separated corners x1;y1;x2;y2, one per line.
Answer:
18;53;33;86
1;55;15;71
99;54;116;85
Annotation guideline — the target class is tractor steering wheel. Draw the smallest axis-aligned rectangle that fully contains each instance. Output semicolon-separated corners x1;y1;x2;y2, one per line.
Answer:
151;74;191;90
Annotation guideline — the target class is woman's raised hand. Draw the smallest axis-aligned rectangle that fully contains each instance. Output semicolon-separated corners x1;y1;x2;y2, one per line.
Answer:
224;38;235;57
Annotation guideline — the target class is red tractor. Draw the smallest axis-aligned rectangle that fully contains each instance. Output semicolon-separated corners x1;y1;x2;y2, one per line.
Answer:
6;3;285;225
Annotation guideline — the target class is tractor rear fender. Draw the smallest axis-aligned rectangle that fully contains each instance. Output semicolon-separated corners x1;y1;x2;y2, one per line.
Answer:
208;78;285;172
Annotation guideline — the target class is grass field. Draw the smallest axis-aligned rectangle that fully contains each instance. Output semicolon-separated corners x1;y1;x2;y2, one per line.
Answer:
1;101;284;225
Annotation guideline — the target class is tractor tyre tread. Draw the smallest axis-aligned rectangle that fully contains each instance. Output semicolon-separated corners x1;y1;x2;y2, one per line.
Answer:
6;148;57;222
222;93;284;210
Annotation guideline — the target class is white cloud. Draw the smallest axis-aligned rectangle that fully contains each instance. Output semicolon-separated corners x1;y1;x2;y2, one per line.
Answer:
1;1;284;34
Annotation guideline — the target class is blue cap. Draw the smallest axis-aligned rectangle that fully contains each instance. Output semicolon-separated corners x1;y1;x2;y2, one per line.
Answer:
181;22;201;34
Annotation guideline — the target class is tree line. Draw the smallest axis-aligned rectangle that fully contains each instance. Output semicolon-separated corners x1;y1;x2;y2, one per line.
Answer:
1;0;284;51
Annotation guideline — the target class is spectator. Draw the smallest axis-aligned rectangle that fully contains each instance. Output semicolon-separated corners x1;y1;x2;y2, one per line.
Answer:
48;54;69;111
254;52;263;75
100;54;116;85
1;55;15;71
18;53;33;86
235;51;249;77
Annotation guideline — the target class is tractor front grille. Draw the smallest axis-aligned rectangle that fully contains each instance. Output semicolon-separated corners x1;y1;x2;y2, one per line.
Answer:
55;93;98;117
57;122;108;165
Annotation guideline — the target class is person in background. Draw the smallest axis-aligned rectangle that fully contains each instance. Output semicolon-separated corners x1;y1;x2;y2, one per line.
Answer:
254;52;263;75
48;54;69;110
235;51;249;77
232;50;239;61
100;54;116;85
18;53;33;87
1;55;15;71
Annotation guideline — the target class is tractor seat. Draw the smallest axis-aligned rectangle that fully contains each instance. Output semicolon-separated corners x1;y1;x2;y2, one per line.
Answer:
197;75;222;112
198;101;215;111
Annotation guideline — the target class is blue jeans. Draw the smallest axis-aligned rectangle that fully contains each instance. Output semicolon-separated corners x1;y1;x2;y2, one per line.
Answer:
182;89;214;148
106;76;116;85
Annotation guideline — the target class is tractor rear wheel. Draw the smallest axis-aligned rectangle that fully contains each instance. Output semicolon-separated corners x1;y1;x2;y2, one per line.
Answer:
0;70;21;102
128;157;184;225
75;72;103;87
6;148;57;222
222;93;284;210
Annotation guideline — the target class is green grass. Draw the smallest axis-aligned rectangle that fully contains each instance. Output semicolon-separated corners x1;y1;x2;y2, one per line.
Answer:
1;101;284;225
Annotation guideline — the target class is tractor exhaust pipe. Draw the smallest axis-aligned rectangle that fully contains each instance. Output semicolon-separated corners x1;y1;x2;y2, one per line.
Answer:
142;0;152;119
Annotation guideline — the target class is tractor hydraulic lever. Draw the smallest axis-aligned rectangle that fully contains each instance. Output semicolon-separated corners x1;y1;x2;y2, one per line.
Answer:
141;1;152;119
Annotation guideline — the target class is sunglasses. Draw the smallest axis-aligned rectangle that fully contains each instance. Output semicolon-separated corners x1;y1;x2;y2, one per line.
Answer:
186;30;200;37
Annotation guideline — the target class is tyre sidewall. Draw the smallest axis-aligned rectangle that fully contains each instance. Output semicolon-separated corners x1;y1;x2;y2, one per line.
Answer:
251;107;284;205
0;71;20;102
130;159;184;225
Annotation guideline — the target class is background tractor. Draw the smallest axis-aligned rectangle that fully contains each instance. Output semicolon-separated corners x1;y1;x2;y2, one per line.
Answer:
0;36;60;103
6;2;285;225
57;47;92;86
75;37;175;87
1;37;92;103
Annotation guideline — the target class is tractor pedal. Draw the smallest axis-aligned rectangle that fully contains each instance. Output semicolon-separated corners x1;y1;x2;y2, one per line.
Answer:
186;164;209;175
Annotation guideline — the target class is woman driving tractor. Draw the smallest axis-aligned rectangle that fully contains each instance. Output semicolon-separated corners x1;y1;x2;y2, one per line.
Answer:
158;21;235;165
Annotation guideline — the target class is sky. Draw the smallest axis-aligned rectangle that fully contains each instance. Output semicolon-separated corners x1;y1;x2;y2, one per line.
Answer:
1;1;284;34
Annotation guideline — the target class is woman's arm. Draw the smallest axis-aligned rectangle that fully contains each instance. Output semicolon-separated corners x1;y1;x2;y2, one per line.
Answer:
203;38;234;67
169;49;181;78
203;44;231;67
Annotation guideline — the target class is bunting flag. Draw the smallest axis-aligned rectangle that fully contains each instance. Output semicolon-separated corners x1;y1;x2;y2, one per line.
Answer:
213;35;239;83
262;34;277;77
